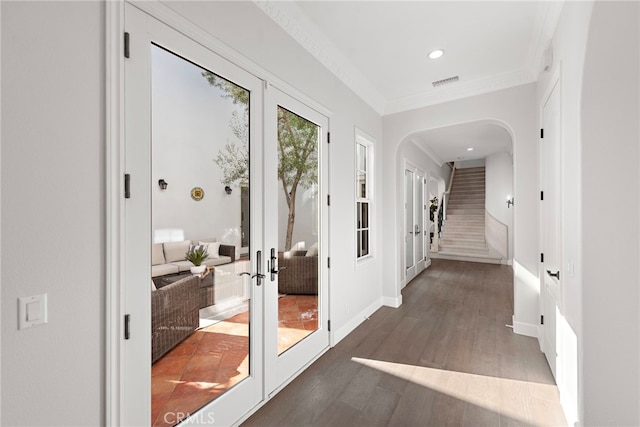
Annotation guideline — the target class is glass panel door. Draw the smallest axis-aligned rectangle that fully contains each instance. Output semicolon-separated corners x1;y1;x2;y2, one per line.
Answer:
405;169;415;271
415;173;425;267
264;87;330;395
123;5;263;425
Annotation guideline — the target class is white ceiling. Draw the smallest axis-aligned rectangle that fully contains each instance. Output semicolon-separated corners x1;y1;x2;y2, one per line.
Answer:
256;0;563;162
409;122;512;165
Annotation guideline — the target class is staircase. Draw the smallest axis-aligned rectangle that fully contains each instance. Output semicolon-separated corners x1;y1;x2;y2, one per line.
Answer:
433;167;503;264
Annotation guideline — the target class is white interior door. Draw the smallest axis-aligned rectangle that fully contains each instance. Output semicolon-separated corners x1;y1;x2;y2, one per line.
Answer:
264;87;330;395
405;166;427;283
123;5;264;425
405;169;415;281
540;78;562;379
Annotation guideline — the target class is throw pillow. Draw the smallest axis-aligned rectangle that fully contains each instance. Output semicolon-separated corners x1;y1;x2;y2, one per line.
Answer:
306;242;319;257
164;240;191;262
200;241;221;259
151;243;165;266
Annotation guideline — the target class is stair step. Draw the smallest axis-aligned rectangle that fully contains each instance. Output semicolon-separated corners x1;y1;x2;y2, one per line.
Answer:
438;243;489;254
440;239;488;248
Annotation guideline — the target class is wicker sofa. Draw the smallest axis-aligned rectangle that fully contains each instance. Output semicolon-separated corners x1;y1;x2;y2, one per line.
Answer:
151;274;200;363
152;238;235;278
278;250;318;295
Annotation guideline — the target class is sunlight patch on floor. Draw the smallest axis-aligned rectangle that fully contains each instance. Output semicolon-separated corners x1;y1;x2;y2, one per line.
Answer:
352;357;563;426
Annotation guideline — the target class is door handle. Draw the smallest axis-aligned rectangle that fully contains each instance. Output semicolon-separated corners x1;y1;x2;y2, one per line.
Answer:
546;270;560;280
238;250;265;286
269;248;286;281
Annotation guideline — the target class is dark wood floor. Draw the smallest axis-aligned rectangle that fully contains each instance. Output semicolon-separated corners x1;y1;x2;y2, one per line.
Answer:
243;259;567;426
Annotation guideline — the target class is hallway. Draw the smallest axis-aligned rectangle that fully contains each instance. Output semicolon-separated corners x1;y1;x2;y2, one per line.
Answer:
243;259;566;426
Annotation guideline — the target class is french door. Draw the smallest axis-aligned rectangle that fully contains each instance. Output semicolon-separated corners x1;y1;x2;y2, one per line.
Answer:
405;165;427;283
264;88;330;395
122;4;329;425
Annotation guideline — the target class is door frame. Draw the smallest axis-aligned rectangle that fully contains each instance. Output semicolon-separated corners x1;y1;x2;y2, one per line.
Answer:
106;1;334;424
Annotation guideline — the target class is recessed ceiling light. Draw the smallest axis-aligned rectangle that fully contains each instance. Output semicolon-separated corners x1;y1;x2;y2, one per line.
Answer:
428;49;445;60
467;147;474;151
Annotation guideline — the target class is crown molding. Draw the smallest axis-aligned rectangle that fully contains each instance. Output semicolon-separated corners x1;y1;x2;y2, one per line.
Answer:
256;0;564;118
385;69;536;116
254;0;387;115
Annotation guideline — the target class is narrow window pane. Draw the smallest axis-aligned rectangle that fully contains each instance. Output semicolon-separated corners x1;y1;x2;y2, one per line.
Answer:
361;230;369;257
357;171;367;198
357;143;366;171
361;202;369;229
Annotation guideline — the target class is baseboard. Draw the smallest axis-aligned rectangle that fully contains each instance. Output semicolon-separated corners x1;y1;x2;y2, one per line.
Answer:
382;295;402;308
333;297;383;345
512;316;539;338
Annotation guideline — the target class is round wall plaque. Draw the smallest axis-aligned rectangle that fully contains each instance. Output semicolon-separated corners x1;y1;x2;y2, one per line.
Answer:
190;187;204;201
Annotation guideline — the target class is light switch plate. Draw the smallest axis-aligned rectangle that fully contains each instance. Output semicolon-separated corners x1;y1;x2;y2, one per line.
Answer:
18;294;47;330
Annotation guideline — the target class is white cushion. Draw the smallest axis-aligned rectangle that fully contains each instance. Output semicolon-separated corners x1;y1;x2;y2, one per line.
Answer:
170;260;194;273
151;263;179;278
151;243;165;266
163;240;191;263
151;279;157;291
306;242;318;257
202;256;231;267
200;241;221;259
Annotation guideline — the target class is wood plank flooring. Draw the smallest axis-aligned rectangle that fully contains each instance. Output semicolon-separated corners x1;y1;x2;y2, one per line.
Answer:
242;259;567;427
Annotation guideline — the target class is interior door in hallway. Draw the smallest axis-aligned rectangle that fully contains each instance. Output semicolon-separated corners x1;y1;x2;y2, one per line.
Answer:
123;5;264;425
540;78;562;379
264;87;330;396
405;166;427;284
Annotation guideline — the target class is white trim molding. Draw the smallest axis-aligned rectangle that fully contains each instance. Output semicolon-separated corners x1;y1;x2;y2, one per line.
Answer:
106;1;125;424
333;298;383;345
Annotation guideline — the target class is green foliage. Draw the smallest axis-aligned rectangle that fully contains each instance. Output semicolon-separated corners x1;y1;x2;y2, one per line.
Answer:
204;72;319;250
215;142;248;186
277;107;318;197
429;197;439;222
185;247;208;266
201;71;249;109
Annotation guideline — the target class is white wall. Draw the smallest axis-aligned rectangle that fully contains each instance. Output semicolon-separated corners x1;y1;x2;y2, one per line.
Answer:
1;1;384;424
1;1;104;425
383;86;539;334
151;47;243;243
485;152;514;260
580;2;639;425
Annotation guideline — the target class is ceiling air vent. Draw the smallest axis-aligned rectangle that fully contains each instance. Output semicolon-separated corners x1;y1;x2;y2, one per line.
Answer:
432;76;459;87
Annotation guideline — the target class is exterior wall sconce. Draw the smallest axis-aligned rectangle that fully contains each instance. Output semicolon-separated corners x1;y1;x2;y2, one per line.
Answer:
158;179;168;190
506;196;514;208
224;185;232;195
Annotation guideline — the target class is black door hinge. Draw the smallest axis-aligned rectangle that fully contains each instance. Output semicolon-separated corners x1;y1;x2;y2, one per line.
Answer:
124;314;131;339
328;320;331;331
124;32;130;58
540;191;544;201
540;315;544;325
124;174;131;199
327;132;331;144
328;257;331;268
327;194;330;206
540;128;544;139
540;253;544;263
